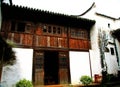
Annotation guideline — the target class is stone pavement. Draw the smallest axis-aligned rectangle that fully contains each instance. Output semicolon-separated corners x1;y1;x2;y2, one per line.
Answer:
113;85;120;87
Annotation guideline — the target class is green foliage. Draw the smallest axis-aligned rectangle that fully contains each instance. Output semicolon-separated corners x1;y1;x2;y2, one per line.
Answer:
0;35;16;65
16;79;33;87
106;74;117;82
80;75;92;85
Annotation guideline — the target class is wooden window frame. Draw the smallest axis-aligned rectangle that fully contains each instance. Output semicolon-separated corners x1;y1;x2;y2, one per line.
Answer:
11;21;25;32
42;24;62;36
10;21;33;33
70;28;88;39
110;47;115;55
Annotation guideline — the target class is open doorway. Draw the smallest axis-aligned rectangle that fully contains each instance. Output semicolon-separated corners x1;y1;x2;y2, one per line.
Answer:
44;51;59;85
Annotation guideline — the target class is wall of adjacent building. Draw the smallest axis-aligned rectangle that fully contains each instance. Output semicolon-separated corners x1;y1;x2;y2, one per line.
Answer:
115;39;120;66
81;3;120;77
105;44;118;75
91;14;119;76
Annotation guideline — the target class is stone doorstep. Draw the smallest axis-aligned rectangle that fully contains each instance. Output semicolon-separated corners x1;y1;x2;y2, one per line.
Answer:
34;85;63;87
34;83;100;87
73;83;101;87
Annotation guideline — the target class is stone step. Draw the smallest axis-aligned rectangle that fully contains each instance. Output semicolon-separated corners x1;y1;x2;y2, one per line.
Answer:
34;83;100;87
34;85;63;87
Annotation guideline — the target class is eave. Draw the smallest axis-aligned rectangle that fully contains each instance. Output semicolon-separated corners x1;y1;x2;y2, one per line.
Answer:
96;12;119;20
1;3;95;29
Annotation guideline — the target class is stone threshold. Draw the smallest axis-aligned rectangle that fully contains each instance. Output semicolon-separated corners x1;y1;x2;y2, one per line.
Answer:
34;83;100;87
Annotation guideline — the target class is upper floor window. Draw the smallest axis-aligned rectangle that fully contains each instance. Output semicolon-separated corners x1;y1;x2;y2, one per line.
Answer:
11;21;16;31
11;21;25;32
57;27;61;34
53;27;56;34
48;26;52;33
25;24;32;33
108;23;110;28
70;28;88;39
43;25;47;33
11;21;33;33
17;22;25;32
42;25;62;35
110;47;114;55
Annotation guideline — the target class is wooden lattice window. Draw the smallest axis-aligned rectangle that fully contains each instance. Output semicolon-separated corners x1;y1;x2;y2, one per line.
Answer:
70;28;88;39
11;21;16;32
11;21;33;33
35;51;44;69
11;21;25;32
59;52;68;68
42;24;62;35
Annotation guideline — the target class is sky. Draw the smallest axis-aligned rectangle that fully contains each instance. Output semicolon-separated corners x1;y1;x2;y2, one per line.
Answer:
4;0;120;18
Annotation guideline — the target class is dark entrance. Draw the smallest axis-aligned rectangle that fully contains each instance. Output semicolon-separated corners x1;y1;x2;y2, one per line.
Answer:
44;51;59;85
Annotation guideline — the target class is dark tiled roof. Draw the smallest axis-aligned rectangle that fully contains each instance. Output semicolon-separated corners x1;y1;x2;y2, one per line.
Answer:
1;3;95;28
96;12;118;20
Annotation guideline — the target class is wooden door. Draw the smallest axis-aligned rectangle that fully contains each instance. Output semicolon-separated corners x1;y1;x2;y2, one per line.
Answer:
33;51;44;85
44;51;59;85
33;50;70;85
59;52;69;84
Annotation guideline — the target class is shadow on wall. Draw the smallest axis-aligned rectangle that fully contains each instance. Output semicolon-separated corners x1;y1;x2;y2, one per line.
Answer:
1;61;21;87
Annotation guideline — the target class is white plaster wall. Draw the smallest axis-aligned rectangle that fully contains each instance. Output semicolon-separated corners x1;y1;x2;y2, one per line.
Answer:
114;20;120;29
69;51;91;84
89;50;102;77
1;48;33;87
89;25;102;77
82;3;120;76
105;44;118;75
115;39;120;66
95;14;116;30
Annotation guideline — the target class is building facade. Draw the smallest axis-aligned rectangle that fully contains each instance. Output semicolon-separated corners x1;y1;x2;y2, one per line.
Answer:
1;2;120;87
0;3;95;86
